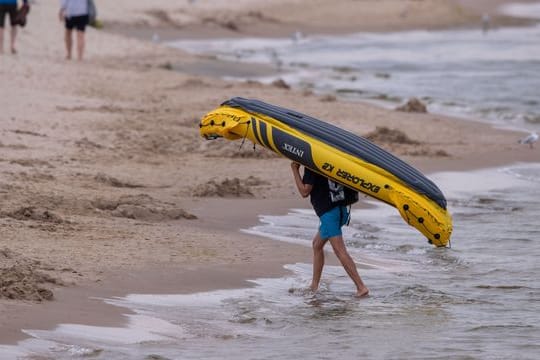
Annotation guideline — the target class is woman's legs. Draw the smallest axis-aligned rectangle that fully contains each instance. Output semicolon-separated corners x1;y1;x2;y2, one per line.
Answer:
76;30;85;60
65;28;73;59
0;27;4;54
10;25;16;53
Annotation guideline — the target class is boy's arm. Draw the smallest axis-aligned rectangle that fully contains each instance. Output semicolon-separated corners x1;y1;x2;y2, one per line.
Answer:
291;163;312;198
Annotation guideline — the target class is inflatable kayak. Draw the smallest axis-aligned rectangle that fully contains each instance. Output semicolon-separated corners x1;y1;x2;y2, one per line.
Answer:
199;97;452;247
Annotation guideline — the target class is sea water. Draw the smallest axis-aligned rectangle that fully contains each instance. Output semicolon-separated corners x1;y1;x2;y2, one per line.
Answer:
3;4;540;359
168;8;540;132
2;164;540;359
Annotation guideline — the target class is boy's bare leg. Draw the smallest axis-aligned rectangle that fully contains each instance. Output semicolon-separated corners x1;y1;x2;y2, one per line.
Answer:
329;235;369;297
310;232;325;292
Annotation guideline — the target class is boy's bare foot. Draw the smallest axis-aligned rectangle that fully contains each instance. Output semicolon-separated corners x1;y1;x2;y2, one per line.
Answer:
355;287;369;298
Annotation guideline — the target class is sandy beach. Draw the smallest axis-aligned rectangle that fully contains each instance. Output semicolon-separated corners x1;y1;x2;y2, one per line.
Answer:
1;0;539;345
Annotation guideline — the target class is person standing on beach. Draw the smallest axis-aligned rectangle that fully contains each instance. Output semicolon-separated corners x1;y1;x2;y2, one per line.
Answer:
0;0;27;54
291;162;369;298
59;0;89;60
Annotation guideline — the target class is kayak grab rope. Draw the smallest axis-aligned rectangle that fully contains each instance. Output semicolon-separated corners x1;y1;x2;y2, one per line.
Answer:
198;118;251;140
238;120;252;151
199;119;226;128
199;119;224;140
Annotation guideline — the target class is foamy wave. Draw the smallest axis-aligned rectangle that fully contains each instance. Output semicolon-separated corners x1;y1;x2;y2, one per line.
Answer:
500;164;540;183
500;3;540;20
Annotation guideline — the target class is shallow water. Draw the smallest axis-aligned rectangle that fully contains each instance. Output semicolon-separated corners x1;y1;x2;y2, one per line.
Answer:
3;163;539;359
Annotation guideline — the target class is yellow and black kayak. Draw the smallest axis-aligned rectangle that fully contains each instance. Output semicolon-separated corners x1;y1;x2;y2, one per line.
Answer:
199;97;452;247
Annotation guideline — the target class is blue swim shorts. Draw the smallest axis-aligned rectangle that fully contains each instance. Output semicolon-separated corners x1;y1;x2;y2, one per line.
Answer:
319;206;349;240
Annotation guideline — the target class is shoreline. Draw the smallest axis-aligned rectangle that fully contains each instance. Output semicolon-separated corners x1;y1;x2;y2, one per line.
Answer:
101;0;537;42
1;0;539;348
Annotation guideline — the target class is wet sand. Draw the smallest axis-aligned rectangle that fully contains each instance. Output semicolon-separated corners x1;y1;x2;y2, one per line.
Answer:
1;0;539;345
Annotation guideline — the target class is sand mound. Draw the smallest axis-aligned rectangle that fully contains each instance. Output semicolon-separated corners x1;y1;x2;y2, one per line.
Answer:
94;172;144;188
0;142;28;150
0;248;62;302
181;78;211;88
226;147;279;159
0;266;56;301
396;98;428;113
364;126;420;145
319;94;337;102
403;148;450;157
92;194;197;221
112;205;197;221
9;159;54;168
14;171;56;182
11;129;46;137
203;141;279;159
92;198;121;211
272;79;290;89
75;137;105;149
117;194;155;206
363;126;449;157
192;176;268;198
3;207;64;223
